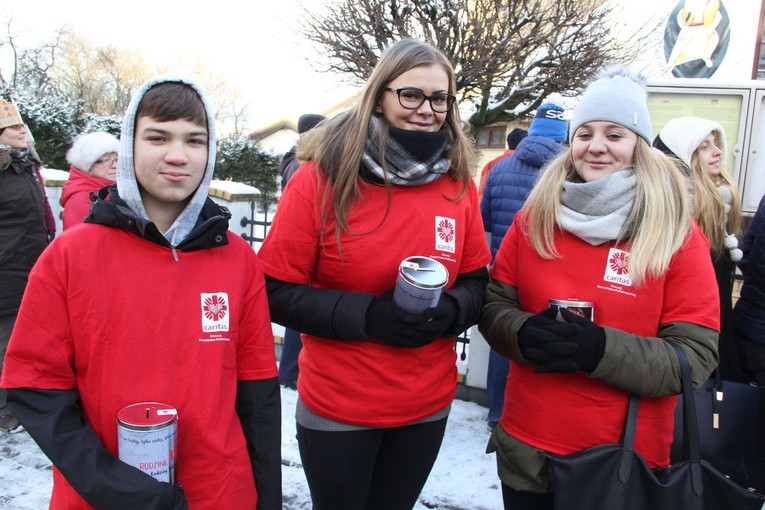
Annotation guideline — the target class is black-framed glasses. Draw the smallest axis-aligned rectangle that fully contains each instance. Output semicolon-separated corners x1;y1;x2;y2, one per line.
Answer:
384;87;456;113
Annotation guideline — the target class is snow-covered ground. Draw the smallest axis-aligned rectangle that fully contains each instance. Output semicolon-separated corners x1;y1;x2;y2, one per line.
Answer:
0;384;503;510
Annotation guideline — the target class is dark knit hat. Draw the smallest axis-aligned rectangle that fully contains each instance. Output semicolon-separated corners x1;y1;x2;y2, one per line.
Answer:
297;114;325;134
528;93;567;142
506;128;528;149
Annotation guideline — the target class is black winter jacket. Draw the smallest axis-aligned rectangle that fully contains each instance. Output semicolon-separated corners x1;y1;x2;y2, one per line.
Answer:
0;147;48;317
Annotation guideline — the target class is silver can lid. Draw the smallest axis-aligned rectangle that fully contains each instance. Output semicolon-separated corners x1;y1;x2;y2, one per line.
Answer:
549;299;594;307
399;256;449;290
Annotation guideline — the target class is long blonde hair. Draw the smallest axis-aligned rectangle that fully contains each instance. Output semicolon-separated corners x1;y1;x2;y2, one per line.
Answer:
522;139;690;286
688;139;742;252
297;39;475;242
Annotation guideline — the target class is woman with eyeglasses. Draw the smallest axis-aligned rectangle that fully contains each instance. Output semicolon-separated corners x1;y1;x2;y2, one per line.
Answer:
258;39;491;509
61;131;120;230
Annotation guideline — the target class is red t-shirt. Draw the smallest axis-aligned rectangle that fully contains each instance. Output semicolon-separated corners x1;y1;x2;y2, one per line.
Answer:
259;163;491;427
2;224;278;509
491;216;719;468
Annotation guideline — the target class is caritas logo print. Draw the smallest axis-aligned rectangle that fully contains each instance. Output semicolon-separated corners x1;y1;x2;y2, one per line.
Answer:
603;248;632;287
435;216;456;253
201;292;230;332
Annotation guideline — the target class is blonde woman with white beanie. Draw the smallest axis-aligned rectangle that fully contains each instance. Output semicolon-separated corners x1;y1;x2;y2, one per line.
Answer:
654;117;743;381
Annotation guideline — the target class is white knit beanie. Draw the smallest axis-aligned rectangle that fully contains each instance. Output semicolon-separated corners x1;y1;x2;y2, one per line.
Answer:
656;117;726;168
569;65;653;143
66;132;120;172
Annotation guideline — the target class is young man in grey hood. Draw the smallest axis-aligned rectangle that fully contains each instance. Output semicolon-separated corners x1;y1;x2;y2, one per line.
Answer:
1;76;282;509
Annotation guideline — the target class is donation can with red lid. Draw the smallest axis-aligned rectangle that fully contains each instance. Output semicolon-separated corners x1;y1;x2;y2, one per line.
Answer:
117;402;178;483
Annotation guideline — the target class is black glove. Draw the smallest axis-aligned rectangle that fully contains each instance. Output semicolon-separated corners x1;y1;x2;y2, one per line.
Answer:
520;307;605;374
364;290;438;348
417;294;459;338
517;306;577;351
46;230;56;243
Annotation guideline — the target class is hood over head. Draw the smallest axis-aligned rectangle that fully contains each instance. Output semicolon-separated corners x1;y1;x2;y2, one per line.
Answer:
655;116;726;169
116;75;217;247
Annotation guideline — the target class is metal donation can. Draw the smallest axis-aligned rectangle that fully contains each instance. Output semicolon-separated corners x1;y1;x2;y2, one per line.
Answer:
394;256;449;314
117;402;178;483
548;298;594;322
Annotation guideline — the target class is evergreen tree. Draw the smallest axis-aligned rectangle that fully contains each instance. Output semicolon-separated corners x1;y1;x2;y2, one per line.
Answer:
216;135;281;211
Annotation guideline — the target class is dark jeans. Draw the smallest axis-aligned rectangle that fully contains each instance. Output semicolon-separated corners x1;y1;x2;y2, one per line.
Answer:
487;348;509;423
0;315;16;416
501;484;554;510
0;315;16;415
278;328;302;386
296;417;448;510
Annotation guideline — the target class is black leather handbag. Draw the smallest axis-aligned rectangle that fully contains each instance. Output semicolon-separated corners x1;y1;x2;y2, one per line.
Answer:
548;343;764;510
670;369;760;484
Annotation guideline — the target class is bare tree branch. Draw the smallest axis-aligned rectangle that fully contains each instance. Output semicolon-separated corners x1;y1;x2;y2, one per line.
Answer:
300;0;658;130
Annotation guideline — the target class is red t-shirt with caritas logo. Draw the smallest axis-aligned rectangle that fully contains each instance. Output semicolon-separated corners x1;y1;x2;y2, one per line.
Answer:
2;225;278;509
490;216;719;468
259;163;491;427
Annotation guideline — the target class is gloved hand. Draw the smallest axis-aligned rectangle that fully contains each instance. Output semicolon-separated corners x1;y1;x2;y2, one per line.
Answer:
520;307;606;374
364;290;438;348
416;294;459;338
518;306;580;370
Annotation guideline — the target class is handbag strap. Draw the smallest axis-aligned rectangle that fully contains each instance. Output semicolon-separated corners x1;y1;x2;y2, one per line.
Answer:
618;343;704;496
668;341;704;496
618;395;640;482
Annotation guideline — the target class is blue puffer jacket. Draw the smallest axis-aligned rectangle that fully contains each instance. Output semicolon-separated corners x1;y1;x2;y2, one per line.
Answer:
480;135;562;257
733;195;765;346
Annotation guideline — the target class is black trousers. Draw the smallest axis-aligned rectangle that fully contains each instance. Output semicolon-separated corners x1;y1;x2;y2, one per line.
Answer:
501;484;554;510
296;417;448;510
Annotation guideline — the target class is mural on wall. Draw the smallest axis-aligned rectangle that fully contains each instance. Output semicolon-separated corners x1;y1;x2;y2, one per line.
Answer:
663;0;731;78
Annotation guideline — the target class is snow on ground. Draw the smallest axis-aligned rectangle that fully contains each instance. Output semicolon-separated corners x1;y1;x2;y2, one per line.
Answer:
0;385;502;510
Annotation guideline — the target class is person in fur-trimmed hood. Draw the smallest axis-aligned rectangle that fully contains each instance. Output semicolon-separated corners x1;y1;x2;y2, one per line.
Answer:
0;97;56;433
1;77;281;510
480;66;719;509
60;131;120;229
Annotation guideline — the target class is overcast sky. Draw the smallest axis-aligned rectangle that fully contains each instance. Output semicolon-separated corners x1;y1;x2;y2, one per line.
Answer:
2;0;359;131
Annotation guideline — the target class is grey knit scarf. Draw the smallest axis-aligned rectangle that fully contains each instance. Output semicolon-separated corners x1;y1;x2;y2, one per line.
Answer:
559;170;637;245
361;115;451;186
